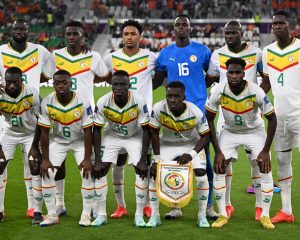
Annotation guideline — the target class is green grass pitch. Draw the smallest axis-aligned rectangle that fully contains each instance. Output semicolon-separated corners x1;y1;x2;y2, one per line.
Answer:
1;87;299;240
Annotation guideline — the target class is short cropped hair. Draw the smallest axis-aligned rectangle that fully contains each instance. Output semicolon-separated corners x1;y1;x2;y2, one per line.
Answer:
65;21;83;29
175;14;191;21
225;57;246;69
121;19;143;35
166;81;186;92
113;70;130;78
53;70;71;79
5;67;22;77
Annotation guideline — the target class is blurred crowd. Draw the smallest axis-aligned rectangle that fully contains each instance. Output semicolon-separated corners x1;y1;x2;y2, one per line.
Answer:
0;0;100;51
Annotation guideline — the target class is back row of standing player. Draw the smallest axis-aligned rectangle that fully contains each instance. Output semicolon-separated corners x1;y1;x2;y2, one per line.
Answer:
0;10;297;227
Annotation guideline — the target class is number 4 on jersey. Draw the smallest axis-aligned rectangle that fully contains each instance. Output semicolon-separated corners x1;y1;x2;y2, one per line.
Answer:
277;73;284;86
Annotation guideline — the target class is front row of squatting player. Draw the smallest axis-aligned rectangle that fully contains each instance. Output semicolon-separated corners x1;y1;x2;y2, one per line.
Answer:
0;57;277;229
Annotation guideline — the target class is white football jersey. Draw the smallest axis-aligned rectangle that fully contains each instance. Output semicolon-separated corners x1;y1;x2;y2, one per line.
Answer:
0;84;39;137
262;38;300;118
207;44;262;84
38;92;93;144
150;100;210;143
104;48;157;112
49;48;109;107
205;81;274;133
0;42;52;93
94;90;150;138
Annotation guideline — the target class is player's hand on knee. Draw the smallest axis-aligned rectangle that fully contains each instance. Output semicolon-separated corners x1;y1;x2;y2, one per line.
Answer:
40;159;54;179
136;159;148;180
176;153;192;165
150;162;157;180
257;150;271;173
213;152;226;174
28;146;42;162
80;158;93;179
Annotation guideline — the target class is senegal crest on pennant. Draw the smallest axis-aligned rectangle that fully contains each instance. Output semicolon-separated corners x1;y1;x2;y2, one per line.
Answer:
156;160;193;208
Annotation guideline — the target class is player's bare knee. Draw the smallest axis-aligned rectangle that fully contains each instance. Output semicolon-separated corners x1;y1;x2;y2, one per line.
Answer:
29;160;40;176
194;168;206;176
101;162;112;177
116;153;127;166
55;160;66;180
0;161;8;175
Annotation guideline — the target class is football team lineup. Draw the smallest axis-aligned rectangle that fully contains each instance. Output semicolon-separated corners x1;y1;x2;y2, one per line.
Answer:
0;8;299;240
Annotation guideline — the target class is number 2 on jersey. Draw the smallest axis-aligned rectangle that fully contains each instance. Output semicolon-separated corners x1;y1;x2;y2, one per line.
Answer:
178;63;189;76
130;77;137;90
11;116;23;127
71;77;77;90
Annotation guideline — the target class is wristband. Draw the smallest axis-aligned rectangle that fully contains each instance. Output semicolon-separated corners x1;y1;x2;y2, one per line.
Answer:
189;150;198;159
153;155;161;163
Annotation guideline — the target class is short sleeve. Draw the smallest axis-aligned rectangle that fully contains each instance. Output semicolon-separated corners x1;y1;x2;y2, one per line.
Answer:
207;51;220;77
256;86;274;116
137;96;150;126
149;103;162;129
38;98;51;128
92;52;110;78
40;46;53;79
203;46;212;72
256;48;263;72
262;47;269;76
148;51;157;72
94;97;106;127
104;53;113;72
156;49;167;72
193;105;210;134
205;85;221;113
31;88;40;116
82;99;94;129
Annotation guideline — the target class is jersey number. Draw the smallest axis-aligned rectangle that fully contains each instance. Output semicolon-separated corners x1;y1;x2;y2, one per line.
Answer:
130;77;137;90
234;115;243;125
116;125;128;135
22;74;28;84
62;126;71;137
178;63;189;76
277;73;284;86
71;77;77;90
11;116;23;127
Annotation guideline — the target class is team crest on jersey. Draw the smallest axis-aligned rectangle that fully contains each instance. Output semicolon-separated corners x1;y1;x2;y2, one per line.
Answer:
128;111;137;118
138;61;145;68
73;110;82;118
23;100;30;107
245;58;252;65
189;55;197;62
183;123;190;129
288;55;295;63
58;61;64;66
116;63;122;67
29;57;36;63
80;61;87;68
245;100;253;108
